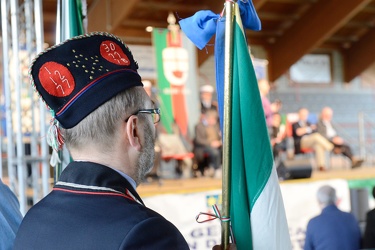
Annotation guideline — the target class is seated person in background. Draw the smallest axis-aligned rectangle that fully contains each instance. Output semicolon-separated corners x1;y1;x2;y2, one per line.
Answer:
193;110;222;178
317;106;363;169
270;113;287;159
199;84;218;114
271;99;283;116
292;108;334;171
363;186;375;249
304;185;361;250
0;178;23;250
258;79;273;129
157;120;193;179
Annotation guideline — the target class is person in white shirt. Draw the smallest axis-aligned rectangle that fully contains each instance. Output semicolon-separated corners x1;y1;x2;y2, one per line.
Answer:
292;108;334;171
317;106;363;169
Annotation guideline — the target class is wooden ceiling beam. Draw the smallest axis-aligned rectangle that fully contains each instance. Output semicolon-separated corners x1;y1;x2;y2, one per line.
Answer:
319;42;345;49
346;20;375;28
110;0;138;32
362;6;375;13
253;0;268;9
87;0;137;33
120;36;152;45
87;0;109;32
327;35;358;43
344;28;375;82
121;19;168;29
267;0;317;3
247;29;283;37
258;12;298;21
268;0;371;82
137;2;208;12
111;27;151;40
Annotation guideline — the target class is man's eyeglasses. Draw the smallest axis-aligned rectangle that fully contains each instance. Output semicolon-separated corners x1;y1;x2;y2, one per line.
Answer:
125;108;161;124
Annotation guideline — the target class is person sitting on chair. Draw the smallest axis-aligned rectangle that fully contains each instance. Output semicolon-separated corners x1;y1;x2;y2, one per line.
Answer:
270;113;287;160
193;110;222;178
199;84;218;114
292;108;334;171
317;107;363;169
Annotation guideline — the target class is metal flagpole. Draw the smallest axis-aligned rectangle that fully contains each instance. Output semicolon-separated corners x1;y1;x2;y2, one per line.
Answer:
222;0;235;249
25;0;41;204
34;0;50;197
11;0;27;214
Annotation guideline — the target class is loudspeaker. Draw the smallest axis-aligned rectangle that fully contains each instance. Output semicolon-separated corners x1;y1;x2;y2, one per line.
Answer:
280;158;313;180
350;188;369;222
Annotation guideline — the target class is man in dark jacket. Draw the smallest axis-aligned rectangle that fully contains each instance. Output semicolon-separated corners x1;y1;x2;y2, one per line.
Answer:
193;109;222;177
14;33;189;249
304;185;361;250
363;186;375;248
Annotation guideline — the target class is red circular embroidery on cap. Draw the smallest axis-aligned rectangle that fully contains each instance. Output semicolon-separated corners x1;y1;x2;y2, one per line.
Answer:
38;62;75;97
100;40;130;66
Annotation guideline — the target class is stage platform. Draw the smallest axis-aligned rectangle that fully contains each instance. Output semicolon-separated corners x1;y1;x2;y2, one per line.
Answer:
2;160;375;198
138;165;375;197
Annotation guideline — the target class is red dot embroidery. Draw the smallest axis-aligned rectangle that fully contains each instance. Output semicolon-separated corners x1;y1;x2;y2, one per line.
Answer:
100;40;130;66
38;61;75;97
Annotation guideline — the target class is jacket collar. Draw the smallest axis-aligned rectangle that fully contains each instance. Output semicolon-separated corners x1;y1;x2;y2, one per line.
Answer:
55;161;144;205
322;204;338;213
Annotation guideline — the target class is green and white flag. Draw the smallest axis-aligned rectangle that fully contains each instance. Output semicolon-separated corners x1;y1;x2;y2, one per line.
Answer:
229;4;291;249
179;1;291;248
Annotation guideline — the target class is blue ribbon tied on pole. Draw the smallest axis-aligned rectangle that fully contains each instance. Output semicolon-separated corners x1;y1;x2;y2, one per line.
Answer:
179;0;261;50
179;0;262;131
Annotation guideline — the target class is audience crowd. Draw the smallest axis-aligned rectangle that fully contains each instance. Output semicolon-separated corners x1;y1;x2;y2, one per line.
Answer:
143;77;365;180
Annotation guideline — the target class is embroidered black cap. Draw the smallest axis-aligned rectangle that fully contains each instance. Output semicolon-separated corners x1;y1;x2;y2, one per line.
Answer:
30;32;143;129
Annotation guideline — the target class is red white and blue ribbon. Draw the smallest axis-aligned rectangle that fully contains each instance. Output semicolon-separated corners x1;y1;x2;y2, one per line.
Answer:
196;204;236;243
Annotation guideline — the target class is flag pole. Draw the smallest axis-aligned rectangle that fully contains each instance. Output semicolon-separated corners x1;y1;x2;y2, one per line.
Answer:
222;0;235;248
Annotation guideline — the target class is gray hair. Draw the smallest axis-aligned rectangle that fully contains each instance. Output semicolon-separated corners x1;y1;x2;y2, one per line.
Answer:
317;185;337;207
63;87;146;151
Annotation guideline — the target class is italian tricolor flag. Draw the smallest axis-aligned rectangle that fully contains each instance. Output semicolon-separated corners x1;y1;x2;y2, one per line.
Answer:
229;3;291;249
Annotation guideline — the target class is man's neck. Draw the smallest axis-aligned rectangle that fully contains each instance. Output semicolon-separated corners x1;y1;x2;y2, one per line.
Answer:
70;148;136;182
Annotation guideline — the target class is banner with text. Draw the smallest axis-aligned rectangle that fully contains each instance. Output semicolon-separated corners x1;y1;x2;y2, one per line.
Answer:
144;179;351;250
152;27;199;136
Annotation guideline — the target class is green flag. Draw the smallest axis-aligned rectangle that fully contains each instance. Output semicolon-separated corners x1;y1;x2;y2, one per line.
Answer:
68;0;84;37
229;3;291;249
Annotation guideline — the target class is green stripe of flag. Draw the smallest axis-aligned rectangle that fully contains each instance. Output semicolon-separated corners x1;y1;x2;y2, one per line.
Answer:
230;5;276;249
69;0;84;37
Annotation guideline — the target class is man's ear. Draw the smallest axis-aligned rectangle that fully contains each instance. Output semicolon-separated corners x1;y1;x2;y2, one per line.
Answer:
126;116;141;151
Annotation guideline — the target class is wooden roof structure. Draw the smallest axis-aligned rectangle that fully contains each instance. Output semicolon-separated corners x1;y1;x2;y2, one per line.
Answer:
43;0;375;82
